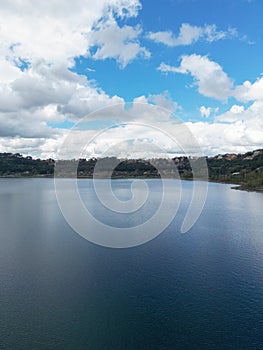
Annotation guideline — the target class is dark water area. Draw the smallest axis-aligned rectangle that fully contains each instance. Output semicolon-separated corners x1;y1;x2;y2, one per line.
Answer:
0;178;263;349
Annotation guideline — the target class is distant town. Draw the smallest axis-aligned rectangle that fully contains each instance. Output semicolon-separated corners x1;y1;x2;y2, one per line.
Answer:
0;149;263;192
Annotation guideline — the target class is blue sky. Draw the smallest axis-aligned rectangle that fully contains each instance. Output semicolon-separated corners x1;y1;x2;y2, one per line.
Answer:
0;0;262;158
73;0;261;118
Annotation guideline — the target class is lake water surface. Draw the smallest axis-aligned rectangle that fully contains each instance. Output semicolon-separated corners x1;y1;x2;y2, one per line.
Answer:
0;178;263;349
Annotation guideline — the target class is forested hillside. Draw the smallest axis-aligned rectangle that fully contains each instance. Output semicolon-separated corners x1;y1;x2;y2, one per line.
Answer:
0;149;262;191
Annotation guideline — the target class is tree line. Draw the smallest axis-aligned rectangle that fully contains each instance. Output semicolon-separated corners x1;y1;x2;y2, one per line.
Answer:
0;149;262;191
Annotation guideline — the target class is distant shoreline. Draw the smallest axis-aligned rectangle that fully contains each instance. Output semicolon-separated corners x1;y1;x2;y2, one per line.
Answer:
1;149;262;193
1;175;262;193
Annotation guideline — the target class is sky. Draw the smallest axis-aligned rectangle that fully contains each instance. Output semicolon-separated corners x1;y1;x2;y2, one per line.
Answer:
0;0;263;158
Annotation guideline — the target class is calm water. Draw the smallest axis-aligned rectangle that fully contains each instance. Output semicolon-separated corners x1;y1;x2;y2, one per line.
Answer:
0;178;263;349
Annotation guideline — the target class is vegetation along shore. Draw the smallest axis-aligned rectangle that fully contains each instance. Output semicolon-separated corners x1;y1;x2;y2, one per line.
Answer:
0;149;262;193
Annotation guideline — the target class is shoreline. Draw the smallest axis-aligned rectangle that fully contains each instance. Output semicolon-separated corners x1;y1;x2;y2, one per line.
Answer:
231;184;263;193
0;175;262;193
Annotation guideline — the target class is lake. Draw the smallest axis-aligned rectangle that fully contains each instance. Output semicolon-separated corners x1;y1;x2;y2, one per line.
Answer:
0;178;263;349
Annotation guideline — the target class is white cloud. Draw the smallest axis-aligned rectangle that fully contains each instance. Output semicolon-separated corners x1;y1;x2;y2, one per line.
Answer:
200;106;212;118
0;0;151;148
234;76;263;102
53;97;263;159
53;115;263;159
0;1;261;159
0;58;23;83
146;91;181;112
157;63;180;74
216;101;263;123
148;31;180;47
148;24;200;47
147;23;237;47
230;105;245;114
0;60;127;138
88;22;150;68
0;102;64;139
203;25;237;42
185;120;263;155
0;0;142;66
158;54;234;100
1;101;263;158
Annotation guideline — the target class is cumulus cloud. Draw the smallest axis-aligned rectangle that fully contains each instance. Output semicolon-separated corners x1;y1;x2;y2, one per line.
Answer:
216;101;263;123
234;76;263;102
87;22;150;68
0;1;261;158
147;23;237;47
54;120;206;160
52;114;263;160
0;0;147;145
0;0;142;66
1;99;262;158
185;119;263;155
158;54;234;100
0;60;127;138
